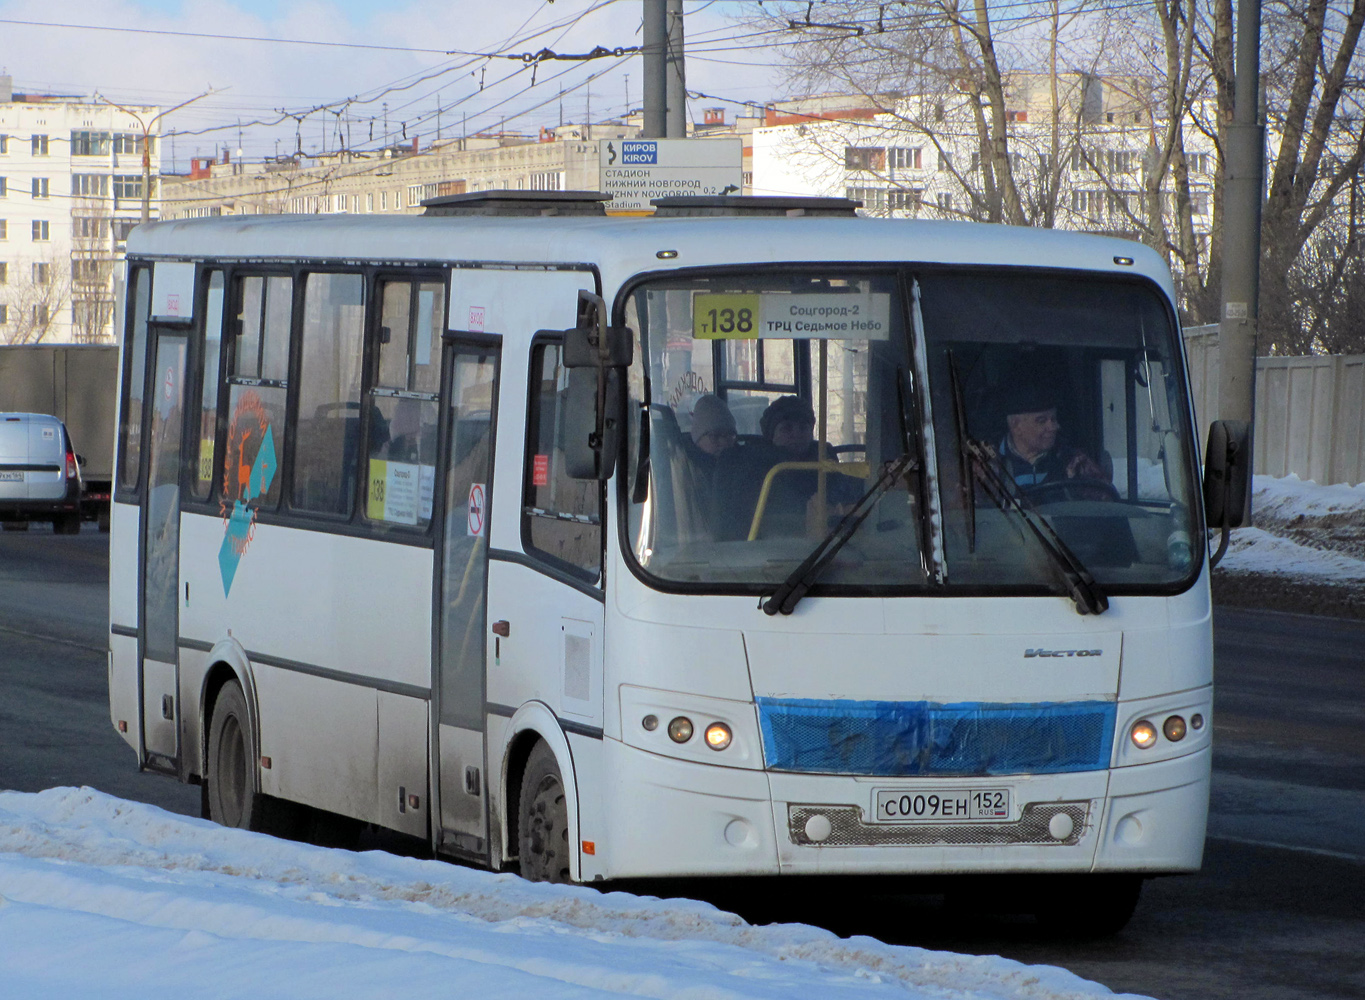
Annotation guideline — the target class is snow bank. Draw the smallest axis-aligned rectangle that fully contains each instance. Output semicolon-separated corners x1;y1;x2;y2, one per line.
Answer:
1217;474;1365;580
0;787;1150;1000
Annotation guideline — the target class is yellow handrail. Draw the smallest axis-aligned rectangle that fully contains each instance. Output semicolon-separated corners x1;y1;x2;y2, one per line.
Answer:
747;460;871;541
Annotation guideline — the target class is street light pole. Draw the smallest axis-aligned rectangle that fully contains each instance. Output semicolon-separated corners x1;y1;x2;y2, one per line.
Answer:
96;89;217;224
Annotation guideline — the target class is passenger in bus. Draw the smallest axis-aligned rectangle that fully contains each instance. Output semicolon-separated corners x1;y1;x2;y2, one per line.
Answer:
712;395;860;540
998;381;1108;491
688;394;738;460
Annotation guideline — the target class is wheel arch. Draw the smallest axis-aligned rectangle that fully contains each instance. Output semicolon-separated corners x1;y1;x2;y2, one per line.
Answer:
498;701;582;881
197;637;258;795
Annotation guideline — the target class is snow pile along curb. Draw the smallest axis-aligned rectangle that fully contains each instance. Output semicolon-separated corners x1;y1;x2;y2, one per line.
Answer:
0;787;1152;1000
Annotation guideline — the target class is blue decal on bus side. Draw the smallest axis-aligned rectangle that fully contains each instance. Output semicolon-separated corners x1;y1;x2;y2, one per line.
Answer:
218;425;277;597
754;697;1117;776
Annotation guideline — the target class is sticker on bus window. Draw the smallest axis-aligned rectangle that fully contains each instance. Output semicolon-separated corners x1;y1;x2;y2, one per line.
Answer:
532;454;550;487
693;292;891;341
467;482;486;537
385;462;420;525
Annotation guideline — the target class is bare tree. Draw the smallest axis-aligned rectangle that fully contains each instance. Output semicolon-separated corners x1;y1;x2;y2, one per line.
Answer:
3;247;72;345
71;197;119;343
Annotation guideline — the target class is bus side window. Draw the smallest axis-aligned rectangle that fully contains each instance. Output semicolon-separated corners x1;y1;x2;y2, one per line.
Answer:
190;269;225;501
365;279;441;529
117;265;151;494
224;274;291;511
523;341;601;579
292;273;365;516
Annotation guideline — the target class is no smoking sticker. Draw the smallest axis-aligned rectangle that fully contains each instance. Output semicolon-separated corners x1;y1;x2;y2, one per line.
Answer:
467;482;486;537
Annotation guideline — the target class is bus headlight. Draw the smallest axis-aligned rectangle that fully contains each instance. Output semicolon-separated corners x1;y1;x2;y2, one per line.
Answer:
1130;720;1158;749
667;717;694;743
1163;715;1187;741
704;722;732;750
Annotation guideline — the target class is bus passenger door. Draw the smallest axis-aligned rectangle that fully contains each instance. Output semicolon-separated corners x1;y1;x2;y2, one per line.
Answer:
139;325;189;768
433;336;501;859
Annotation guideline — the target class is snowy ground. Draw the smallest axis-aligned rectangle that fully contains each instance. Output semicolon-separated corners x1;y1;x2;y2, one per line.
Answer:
0;788;1152;1000
1216;475;1365;583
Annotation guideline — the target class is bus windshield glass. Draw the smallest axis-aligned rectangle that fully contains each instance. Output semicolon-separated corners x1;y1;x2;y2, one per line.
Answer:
623;268;1200;596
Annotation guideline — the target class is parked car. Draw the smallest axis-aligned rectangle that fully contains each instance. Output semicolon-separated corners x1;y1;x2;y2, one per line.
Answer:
0;412;84;534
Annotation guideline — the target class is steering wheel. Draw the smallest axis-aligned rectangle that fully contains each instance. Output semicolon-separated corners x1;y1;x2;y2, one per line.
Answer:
1022;477;1120;504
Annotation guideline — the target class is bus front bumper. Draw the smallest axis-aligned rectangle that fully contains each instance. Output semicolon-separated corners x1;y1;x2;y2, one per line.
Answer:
597;738;1209;880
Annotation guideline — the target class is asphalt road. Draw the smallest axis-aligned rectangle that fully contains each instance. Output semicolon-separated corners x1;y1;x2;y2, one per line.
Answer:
1;529;1361;1000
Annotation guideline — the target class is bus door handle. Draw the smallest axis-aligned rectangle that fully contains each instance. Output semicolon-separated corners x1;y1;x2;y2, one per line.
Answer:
491;620;510;637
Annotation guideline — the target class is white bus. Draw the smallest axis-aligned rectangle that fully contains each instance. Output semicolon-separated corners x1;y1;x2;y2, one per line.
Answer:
109;193;1245;932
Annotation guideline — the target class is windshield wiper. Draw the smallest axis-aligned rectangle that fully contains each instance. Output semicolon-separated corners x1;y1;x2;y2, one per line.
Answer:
943;350;1106;615
969;440;1109;615
761;453;915;616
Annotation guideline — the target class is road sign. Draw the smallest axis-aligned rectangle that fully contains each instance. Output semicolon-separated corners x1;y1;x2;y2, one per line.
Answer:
599;138;742;212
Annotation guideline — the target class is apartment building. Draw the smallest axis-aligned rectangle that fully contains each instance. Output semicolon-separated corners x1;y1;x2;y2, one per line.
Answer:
752;76;1216;248
162;109;761;220
0;76;160;343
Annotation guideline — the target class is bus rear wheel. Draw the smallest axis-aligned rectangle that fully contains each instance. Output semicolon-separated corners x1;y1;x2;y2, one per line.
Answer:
518;742;572;883
206;680;259;831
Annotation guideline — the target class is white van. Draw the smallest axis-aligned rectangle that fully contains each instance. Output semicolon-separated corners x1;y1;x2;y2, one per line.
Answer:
0;412;83;533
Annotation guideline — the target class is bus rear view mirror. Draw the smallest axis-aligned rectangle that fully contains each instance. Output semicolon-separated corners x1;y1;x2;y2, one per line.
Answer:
1203;419;1250;529
563;367;623;480
562;290;633;369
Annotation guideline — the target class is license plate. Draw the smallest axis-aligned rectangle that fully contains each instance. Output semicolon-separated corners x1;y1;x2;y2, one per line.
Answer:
0;471;23;482
873;787;1011;823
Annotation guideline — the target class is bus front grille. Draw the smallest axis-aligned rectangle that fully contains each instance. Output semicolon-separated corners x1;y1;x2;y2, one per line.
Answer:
787;801;1091;848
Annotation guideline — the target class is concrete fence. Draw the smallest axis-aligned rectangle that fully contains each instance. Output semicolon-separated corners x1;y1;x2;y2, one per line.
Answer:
1184;325;1365;487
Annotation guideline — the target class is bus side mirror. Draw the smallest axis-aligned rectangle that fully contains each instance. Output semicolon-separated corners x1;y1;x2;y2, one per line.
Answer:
1203;419;1251;529
555;290;633;481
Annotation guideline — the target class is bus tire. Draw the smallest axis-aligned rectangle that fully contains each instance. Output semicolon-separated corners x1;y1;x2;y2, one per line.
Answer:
206;680;259;831
1035;874;1142;938
517;741;572;883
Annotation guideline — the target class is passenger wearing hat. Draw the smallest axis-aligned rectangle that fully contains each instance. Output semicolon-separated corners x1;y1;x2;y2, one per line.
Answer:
999;380;1102;488
689;394;738;457
759;395;819;460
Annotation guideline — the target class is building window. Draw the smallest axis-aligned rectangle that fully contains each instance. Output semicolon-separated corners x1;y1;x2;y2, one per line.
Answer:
1071;189;1100;215
31;135;49;156
1102;150;1135;175
113;133;151;155
0;135;7;154
0;177;6;197
73;174;110;198
32;262;49;284
844;147;886;172
0;262;7;284
0;305;7;324
112;218;137;243
529;171;563;191
938;151;954;172
32;220;49;241
113;175;150;200
380;191;387;211
33;304;49;325
71;130;113;156
890;147;922;171
936;192;954;212
407;184;422;206
1190;190;1210;216
888;188;922;213
0;220;6;240
32;178;49;199
366;192;374;212
1186;152;1210;175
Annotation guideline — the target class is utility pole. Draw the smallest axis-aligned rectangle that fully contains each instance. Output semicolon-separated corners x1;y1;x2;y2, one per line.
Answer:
642;0;686;138
97;88;215;224
1218;0;1264;522
665;0;686;138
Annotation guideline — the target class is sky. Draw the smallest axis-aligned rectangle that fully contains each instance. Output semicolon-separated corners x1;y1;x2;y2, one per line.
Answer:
0;0;783;168
0;786;1153;1000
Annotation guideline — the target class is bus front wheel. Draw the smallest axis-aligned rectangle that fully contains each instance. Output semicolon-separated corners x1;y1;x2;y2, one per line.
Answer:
206;681;259;831
518;742;572;883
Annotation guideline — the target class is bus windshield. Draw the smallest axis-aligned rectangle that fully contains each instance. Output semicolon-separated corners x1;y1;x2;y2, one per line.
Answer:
623;268;1200;597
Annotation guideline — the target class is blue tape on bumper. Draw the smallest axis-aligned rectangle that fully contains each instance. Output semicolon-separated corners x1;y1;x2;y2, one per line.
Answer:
754;697;1117;776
